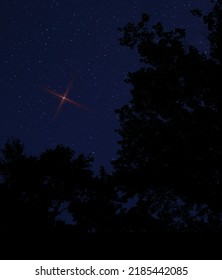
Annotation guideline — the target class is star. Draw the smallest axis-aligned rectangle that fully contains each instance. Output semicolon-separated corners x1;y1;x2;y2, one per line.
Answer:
42;77;87;116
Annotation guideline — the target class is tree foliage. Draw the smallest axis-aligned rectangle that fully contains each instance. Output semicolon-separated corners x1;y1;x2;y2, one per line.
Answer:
114;3;222;222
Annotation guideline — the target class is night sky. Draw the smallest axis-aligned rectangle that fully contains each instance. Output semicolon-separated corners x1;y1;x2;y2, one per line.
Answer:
0;0;212;173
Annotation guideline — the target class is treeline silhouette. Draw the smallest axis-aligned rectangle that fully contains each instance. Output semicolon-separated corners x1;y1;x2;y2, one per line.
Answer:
1;1;222;258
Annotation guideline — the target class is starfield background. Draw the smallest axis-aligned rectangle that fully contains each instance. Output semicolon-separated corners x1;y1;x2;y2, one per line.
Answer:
0;0;222;259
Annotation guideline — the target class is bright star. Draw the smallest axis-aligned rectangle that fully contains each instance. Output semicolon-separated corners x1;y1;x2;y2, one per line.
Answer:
42;77;87;115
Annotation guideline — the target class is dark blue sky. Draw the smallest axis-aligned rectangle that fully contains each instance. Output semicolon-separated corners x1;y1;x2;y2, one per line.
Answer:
0;0;211;172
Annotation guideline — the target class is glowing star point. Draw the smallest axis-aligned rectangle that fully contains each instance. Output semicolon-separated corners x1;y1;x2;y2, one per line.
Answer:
42;78;87;115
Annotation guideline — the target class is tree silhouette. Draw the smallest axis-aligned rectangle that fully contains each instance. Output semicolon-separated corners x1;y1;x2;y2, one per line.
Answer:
0;138;121;238
67;165;120;233
39;145;94;225
113;5;222;231
191;0;222;64
0;139;99;235
0;138;46;233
